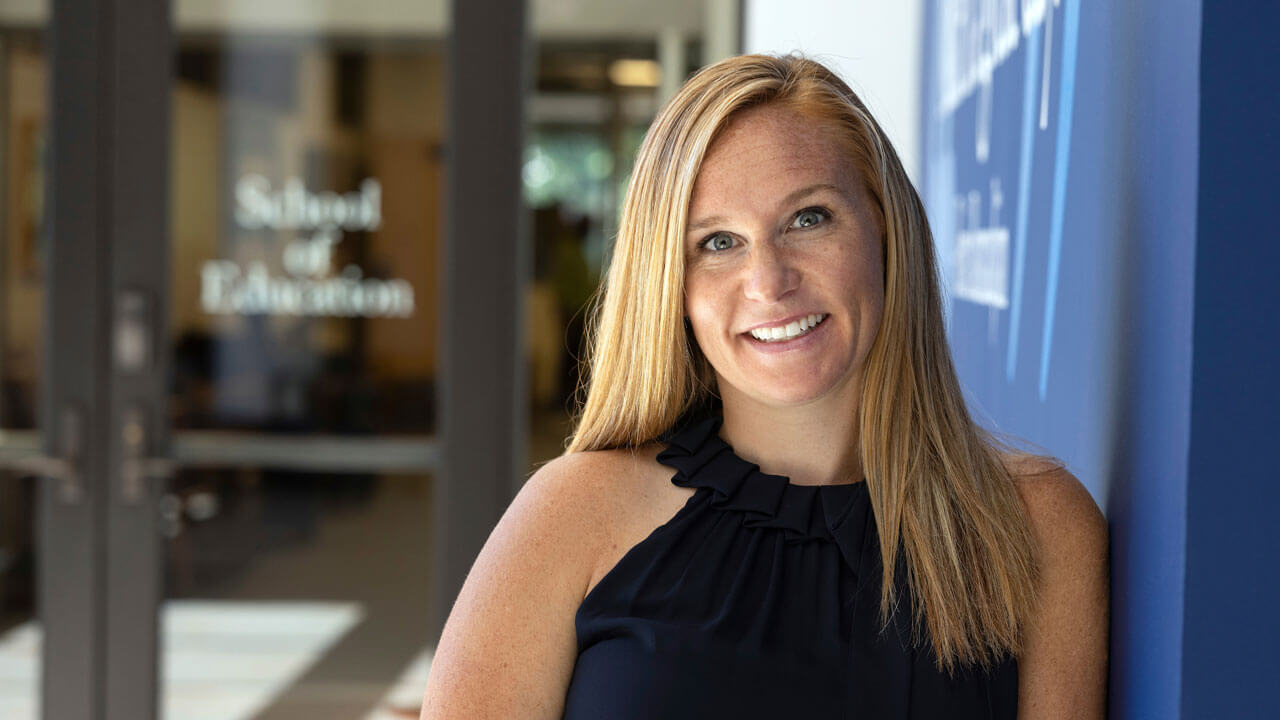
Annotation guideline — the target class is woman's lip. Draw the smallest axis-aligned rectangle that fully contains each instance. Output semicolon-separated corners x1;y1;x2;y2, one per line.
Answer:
741;312;826;334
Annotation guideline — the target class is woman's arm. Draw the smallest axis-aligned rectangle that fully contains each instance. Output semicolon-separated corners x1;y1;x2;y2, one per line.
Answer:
1014;461;1110;719
419;452;616;719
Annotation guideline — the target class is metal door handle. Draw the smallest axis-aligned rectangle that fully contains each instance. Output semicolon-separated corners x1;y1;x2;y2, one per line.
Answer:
0;407;85;504
120;406;173;504
3;454;76;480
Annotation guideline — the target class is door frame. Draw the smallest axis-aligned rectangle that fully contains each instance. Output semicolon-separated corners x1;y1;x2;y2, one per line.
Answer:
43;0;172;717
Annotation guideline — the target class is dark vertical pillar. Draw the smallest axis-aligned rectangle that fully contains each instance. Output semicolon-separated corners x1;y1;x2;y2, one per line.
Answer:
44;1;171;717
433;0;529;639
103;0;170;718
43;0;111;717
1182;3;1280;718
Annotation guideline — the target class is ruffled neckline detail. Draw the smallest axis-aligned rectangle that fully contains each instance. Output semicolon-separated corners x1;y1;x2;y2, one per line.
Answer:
656;414;870;546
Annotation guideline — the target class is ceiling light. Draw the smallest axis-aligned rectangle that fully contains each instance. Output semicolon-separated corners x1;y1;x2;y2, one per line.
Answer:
608;59;660;88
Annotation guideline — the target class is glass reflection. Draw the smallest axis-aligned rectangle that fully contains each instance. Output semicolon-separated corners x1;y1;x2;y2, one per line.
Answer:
0;24;44;433
0;10;45;718
171;37;443;435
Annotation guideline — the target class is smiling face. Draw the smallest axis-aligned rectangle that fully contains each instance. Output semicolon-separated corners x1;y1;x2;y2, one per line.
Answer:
683;104;885;411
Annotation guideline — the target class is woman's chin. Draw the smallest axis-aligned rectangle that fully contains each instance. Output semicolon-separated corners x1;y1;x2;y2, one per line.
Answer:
729;379;850;410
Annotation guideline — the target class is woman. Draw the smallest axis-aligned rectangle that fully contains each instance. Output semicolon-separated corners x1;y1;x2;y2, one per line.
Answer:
421;54;1108;719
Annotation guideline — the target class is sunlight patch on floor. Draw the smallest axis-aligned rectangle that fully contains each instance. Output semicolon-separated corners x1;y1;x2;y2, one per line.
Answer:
0;600;364;720
363;646;433;719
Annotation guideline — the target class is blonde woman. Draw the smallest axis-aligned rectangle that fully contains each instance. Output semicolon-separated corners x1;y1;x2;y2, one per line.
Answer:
421;54;1108;719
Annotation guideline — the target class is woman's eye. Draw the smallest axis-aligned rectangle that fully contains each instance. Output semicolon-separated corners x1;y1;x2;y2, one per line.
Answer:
701;233;736;252
791;208;829;229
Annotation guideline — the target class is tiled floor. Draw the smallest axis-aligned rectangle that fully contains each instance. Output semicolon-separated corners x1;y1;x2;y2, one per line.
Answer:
164;601;367;720
0;600;384;720
0;602;439;720
0;621;36;719
362;647;434;720
0;408;571;719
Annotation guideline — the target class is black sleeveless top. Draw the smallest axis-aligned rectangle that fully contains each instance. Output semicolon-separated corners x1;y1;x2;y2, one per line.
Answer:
562;415;1018;719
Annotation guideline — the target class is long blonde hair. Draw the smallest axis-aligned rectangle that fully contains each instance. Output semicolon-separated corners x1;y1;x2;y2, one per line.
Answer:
567;54;1039;673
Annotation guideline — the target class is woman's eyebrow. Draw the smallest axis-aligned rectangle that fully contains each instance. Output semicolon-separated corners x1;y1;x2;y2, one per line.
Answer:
685;183;843;233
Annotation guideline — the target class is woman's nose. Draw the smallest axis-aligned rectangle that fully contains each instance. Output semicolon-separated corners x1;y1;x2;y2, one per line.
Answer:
742;242;799;303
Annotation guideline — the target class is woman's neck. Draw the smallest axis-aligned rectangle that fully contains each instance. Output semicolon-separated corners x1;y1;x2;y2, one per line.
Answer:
716;384;864;486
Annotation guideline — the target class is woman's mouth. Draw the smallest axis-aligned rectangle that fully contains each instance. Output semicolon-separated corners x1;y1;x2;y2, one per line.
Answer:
746;313;828;343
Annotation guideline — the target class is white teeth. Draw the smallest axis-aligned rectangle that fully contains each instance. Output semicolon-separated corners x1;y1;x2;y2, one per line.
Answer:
748;313;826;343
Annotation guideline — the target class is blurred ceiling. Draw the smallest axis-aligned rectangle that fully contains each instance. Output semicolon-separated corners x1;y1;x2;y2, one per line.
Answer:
0;0;705;39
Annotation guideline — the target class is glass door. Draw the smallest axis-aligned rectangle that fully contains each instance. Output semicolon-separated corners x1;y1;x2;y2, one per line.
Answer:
1;1;460;718
160;3;448;718
1;1;170;717
0;0;530;716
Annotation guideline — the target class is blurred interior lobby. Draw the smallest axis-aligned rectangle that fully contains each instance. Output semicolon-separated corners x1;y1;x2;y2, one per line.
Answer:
0;0;746;717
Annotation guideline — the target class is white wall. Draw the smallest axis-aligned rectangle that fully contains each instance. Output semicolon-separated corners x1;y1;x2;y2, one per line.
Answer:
743;0;923;183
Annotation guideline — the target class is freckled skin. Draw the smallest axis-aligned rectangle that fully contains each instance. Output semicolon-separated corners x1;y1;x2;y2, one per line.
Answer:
684;105;885;412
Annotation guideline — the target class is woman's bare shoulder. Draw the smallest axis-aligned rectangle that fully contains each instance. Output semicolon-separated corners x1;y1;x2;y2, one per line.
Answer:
531;443;693;596
1000;453;1109;719
530;444;685;541
422;446;675;719
1001;453;1107;547
527;442;676;523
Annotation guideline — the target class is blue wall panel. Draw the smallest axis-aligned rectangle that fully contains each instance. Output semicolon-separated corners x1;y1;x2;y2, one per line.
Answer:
1106;2;1201;718
921;1;1202;717
922;0;1131;493
1182;3;1280;718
